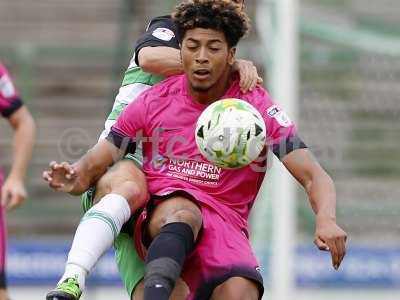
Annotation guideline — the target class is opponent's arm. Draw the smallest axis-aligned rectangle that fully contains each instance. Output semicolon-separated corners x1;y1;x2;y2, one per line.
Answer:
232;59;263;92
43;139;124;195
138;46;183;77
1;106;36;209
281;148;347;270
136;17;262;90
134;16;182;77
139;47;262;91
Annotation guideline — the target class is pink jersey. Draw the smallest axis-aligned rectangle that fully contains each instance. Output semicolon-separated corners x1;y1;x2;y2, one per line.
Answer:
112;74;302;232
0;63;22;118
0;63;23;178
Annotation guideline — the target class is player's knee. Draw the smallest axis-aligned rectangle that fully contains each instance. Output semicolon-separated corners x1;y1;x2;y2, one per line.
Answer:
111;180;147;210
95;167;117;199
166;207;202;239
211;277;259;300
150;207;202;240
149;199;202;240
95;161;147;209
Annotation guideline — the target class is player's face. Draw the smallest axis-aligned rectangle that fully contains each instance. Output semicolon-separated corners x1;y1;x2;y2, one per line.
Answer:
181;28;235;95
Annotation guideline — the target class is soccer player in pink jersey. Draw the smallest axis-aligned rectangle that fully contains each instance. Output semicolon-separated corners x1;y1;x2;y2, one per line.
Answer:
0;62;35;300
111;2;347;299
43;0;346;299
44;1;262;299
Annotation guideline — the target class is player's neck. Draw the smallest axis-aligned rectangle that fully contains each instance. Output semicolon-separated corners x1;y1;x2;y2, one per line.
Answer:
190;70;231;105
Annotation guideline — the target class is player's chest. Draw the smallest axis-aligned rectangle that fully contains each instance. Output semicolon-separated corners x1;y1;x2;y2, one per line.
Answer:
148;108;202;158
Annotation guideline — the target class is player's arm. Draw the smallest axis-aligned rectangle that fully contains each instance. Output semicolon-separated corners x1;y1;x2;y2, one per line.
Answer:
136;16;262;90
281;148;347;270
139;46;262;91
1;106;36;209
138;46;262;90
43;139;126;195
43;94;145;195
260;90;347;270
232;59;263;93
139;46;183;77
135;16;182;77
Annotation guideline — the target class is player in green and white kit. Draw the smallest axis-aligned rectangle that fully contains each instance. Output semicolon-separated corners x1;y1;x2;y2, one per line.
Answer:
83;15;181;298
45;2;260;299
46;15;182;300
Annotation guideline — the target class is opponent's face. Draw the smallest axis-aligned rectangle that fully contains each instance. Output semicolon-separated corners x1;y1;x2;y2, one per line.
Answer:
181;28;235;94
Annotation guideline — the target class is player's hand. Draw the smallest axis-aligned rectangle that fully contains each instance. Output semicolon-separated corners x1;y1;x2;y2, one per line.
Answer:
1;177;27;210
314;214;347;270
42;161;77;193
232;59;263;93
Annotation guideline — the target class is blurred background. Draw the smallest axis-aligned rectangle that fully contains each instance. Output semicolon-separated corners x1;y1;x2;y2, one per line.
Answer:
0;0;399;299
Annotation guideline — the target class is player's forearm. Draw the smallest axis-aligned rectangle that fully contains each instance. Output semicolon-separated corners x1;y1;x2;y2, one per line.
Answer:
305;169;337;221
138;47;183;77
70;140;121;195
283;149;337;221
8;111;36;181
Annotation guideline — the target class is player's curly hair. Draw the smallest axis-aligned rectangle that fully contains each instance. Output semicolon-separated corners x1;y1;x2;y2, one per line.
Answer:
173;0;250;48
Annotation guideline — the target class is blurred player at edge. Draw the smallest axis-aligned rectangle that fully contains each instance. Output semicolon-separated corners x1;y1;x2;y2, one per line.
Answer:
0;62;36;300
44;1;259;299
44;0;347;299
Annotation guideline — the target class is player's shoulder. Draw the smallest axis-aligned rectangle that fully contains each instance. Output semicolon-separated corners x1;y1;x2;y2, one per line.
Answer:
230;79;273;112
148;15;172;23
245;84;270;99
139;75;184;104
145;15;173;31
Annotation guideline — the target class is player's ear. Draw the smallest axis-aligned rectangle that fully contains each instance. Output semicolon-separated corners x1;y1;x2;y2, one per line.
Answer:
228;47;236;66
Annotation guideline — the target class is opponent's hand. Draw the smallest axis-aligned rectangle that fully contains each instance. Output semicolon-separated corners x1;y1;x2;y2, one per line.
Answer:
233;59;263;93
314;214;347;270
42;161;77;193
1;177;27;210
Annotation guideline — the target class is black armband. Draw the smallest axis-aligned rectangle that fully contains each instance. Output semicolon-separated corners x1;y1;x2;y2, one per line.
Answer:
106;129;136;155
1;97;23;118
272;135;308;160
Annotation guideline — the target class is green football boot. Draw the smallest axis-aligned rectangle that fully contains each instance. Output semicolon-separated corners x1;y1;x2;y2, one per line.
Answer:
46;276;82;300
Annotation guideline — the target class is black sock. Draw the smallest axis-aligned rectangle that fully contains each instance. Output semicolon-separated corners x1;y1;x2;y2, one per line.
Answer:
144;285;169;299
144;222;195;300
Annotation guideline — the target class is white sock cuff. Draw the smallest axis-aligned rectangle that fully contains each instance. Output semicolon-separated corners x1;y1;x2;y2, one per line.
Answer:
90;193;131;227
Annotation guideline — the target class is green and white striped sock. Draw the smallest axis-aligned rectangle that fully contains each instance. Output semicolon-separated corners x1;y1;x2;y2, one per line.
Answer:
60;194;131;290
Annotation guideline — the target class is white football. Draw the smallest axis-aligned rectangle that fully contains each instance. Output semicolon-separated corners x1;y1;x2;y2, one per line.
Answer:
195;98;266;169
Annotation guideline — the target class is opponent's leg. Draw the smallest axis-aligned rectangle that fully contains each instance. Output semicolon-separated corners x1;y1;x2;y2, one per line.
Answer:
143;196;202;300
210;277;259;300
114;232;145;299
47;160;147;300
